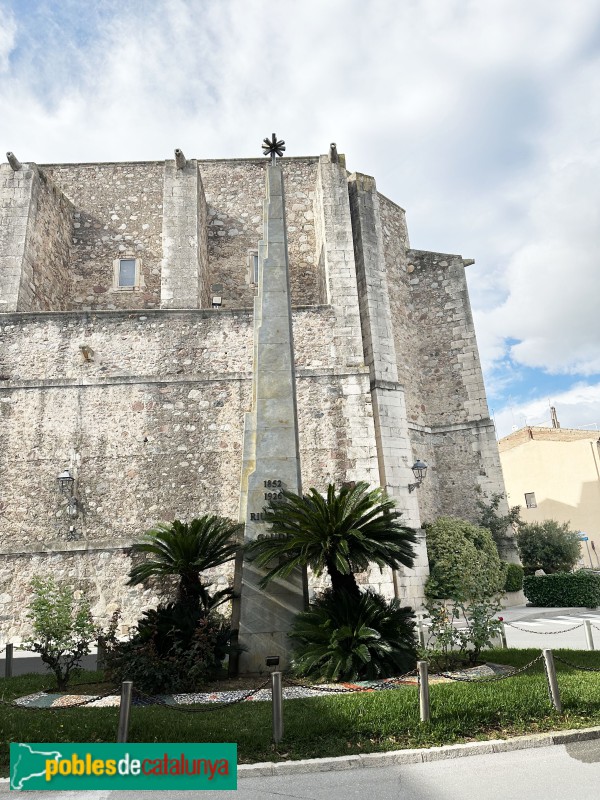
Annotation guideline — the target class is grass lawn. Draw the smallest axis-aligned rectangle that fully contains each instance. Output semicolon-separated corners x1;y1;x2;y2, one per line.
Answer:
1;648;599;776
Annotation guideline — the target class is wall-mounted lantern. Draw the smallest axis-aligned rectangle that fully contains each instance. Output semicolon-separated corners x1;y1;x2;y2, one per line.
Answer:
57;469;75;494
408;459;428;493
57;468;79;518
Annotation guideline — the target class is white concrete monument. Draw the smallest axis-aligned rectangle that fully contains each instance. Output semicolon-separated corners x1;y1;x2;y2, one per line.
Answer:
230;135;307;673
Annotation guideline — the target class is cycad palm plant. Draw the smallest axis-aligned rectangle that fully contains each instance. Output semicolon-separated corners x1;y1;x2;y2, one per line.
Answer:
128;516;242;614
246;482;417;598
289;589;416;680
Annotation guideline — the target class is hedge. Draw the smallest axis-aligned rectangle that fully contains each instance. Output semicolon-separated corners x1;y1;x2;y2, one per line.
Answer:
504;562;524;593
523;571;600;607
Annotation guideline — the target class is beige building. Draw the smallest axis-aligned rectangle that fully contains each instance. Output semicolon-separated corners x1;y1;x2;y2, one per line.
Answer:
499;427;600;568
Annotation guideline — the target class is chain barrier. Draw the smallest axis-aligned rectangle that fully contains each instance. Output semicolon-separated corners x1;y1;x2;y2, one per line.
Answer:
130;680;272;714
436;654;544;683
552;654;600;673
282;670;418;694
505;622;584;634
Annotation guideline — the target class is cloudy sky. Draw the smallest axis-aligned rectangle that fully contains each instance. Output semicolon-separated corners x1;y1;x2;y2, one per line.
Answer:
1;0;599;439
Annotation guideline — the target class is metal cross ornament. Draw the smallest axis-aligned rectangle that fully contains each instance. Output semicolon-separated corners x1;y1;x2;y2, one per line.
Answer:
262;133;286;165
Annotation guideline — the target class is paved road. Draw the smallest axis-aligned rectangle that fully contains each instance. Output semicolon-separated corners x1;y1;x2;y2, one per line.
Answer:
1;741;599;799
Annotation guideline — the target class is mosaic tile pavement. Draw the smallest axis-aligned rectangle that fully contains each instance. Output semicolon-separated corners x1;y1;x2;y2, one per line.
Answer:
13;663;512;708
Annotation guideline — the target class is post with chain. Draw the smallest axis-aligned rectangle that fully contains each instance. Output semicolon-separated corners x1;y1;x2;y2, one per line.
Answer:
417;661;430;723
417;620;426;649
271;671;284;743
5;644;13;679
542;649;562;712
500;622;508;649
117;681;133;743
584;620;595;651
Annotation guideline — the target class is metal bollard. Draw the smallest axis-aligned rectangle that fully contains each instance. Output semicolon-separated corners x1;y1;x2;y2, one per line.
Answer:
271;671;284;744
117;681;133;743
97;638;107;671
584;620;595;651
417;660;430;723
5;644;13;679
542;649;562;712
417;621;426;649
500;622;508;649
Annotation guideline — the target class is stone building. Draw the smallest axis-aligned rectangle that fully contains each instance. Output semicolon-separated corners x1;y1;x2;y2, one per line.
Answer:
0;145;507;641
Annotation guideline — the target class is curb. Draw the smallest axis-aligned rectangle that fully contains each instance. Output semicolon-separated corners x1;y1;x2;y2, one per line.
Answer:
2;725;599;783
237;725;600;777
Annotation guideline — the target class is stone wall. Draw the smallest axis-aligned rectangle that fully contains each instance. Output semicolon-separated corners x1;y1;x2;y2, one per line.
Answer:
407;249;489;428
199;158;321;309
43;162;165;310
0;305;385;635
0;164;73;312
380;195;425;427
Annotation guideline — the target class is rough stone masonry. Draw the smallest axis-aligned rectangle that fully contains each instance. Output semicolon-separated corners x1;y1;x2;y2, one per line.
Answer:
0;144;510;644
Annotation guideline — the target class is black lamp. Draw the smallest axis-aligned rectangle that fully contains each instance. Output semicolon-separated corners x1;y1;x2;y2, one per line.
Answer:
408;459;428;493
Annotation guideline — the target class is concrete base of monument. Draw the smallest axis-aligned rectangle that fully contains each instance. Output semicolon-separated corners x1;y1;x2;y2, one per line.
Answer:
232;559;307;675
237;630;297;674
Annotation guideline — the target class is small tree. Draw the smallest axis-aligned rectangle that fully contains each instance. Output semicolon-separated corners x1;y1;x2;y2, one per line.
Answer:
23;576;96;690
475;489;521;549
516;520;581;574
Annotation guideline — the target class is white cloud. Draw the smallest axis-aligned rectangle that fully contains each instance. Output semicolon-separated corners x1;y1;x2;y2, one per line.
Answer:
494;381;600;439
2;0;600;431
0;6;16;73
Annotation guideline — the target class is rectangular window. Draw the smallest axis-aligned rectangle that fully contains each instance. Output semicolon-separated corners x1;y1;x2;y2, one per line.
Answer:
118;259;137;287
525;492;537;508
252;253;259;284
113;257;141;291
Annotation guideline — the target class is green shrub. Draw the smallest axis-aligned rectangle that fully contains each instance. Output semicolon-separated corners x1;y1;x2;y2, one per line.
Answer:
105;603;234;694
516;519;581;574
425;516;506;601
475;489;521;548
504;562;524;592
421;598;503;669
523;571;600;607
23;576;96;690
289;589;416;681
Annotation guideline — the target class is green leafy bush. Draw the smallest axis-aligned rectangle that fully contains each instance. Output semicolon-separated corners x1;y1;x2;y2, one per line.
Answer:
475;489;521;548
516;520;581;574
421;598;503;669
504;562;524;592
105;603;234;694
523;571;600;607
23;576;96;690
289;589;416;681
425;516;506;601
